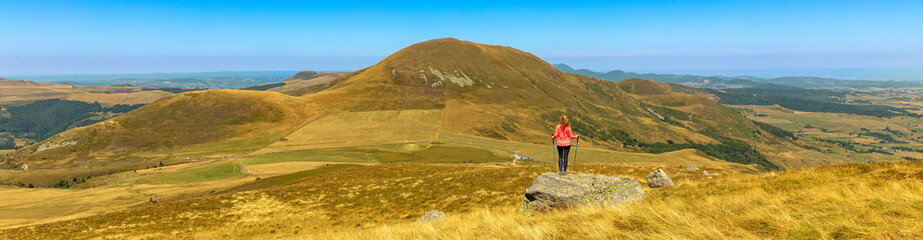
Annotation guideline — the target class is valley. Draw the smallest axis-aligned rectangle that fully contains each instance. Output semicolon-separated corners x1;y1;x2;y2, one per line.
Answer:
727;87;923;161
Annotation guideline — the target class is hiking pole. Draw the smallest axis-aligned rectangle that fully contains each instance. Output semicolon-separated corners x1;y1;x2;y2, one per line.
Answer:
572;132;579;173
552;138;557;173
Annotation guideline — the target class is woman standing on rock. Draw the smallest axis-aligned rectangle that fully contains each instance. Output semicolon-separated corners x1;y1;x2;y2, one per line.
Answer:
552;115;579;175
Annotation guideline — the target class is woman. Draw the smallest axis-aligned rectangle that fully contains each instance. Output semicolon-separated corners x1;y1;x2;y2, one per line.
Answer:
551;115;579;175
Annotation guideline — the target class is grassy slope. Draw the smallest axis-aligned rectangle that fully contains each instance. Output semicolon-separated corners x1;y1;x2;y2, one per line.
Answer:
321;163;923;239
1;90;319;185
3;161;922;239
10;90;314;163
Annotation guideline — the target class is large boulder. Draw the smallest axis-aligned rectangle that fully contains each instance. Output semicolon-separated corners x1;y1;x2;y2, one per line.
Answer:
415;210;446;223
646;169;675;188
521;173;645;212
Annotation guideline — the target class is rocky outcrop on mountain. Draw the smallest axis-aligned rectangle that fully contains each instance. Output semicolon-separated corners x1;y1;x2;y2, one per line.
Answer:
522;173;645;212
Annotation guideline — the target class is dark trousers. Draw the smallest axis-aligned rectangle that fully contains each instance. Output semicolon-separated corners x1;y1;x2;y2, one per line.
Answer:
557;145;571;172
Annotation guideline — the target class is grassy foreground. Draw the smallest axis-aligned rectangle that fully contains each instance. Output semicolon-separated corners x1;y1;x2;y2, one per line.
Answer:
3;161;923;239
312;162;923;239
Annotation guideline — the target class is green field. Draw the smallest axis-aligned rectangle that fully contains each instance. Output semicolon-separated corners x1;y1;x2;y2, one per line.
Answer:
148;160;247;183
243;144;509;165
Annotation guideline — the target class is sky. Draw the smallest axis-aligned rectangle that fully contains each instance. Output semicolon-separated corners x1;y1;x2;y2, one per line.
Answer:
2;0;923;77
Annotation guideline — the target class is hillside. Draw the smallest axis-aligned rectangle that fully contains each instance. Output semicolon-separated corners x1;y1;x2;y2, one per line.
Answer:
1;90;318;182
0;78;193;150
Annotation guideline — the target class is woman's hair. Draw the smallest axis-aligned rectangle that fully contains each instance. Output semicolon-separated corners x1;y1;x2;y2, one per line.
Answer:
559;115;570;127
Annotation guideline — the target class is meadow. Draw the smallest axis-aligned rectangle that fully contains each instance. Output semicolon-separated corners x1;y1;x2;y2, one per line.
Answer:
3;158;922;239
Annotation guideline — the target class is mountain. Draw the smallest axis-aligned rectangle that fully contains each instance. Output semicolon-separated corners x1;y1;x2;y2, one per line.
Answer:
5;38;807;179
555;64;923;88
282;39;787;169
241;71;344;92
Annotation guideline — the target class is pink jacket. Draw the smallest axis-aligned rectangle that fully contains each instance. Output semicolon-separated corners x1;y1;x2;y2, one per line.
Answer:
552;124;579;146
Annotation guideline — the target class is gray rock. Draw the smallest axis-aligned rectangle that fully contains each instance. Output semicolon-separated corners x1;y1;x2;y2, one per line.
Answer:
685;166;700;171
521;173;646;212
646;169;675;188
702;170;721;176
676;171;690;176
702;170;709;176
415;210;446;223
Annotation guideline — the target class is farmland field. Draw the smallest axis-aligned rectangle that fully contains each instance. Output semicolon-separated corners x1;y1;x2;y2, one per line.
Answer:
252;109;444;154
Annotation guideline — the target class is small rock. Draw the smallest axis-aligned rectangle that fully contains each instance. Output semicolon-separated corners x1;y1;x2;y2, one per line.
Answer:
646;169;675;188
676;172;690;175
685;166;700;171
703;170;721;176
415;210;446;223
702;170;709;176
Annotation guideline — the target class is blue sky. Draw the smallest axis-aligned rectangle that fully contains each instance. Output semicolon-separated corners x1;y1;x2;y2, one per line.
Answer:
2;0;922;76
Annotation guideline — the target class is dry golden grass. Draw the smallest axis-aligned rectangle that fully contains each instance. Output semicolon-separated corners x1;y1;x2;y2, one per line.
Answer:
0;159;254;229
309;162;923;239
8;160;923;239
246;161;370;176
253;109;443;154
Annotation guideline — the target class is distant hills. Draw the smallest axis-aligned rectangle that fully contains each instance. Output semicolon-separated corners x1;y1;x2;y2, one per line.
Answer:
10;71;300;89
554;64;923;89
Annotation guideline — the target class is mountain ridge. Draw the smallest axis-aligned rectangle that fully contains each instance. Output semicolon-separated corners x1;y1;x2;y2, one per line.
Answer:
555;63;923;88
